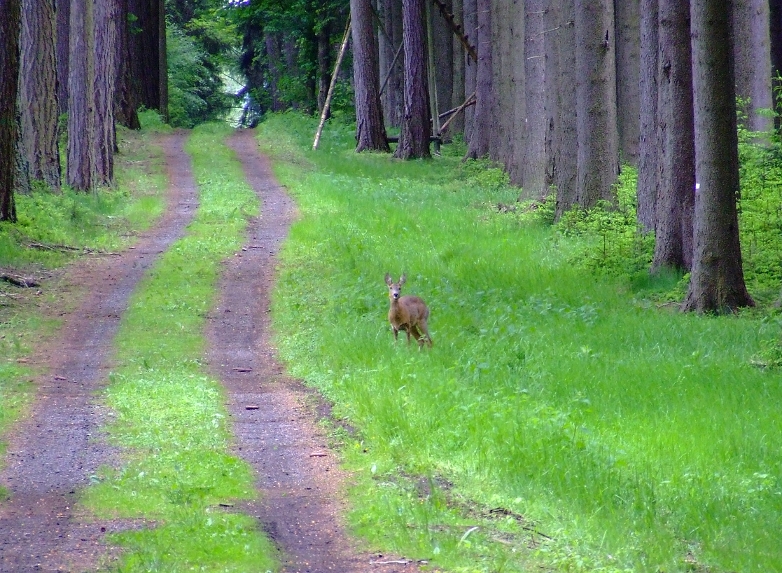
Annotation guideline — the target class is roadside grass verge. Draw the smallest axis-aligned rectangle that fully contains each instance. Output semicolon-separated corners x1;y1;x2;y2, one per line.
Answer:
81;123;278;572
0;116;167;499
258;112;782;573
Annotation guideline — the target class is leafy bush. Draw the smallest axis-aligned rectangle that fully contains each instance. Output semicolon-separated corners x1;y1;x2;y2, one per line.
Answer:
167;23;233;128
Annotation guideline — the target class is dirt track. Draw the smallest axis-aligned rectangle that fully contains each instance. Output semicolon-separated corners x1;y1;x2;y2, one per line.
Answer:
0;130;419;572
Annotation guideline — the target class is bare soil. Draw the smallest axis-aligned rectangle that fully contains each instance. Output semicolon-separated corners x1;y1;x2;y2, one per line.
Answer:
0;130;420;573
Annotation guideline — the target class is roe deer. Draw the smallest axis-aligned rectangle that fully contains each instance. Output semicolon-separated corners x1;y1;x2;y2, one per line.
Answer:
384;273;433;348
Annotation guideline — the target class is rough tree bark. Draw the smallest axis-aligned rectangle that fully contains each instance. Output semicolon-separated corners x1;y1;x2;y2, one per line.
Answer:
317;19;333;114
509;0;526;189
462;0;477;140
732;0;773;134
56;0;70;116
574;0;619;209
521;0;550;198
395;0;431;159
614;0;641;165
67;0;96;192
652;0;695;273
637;0;659;232
95;0;119;186
682;0;754;312
351;0;390;152
0;0;21;221
449;0;466;135
128;0;162;113
115;0;141;129
552;0;578;219
20;0;60;190
465;0;492;159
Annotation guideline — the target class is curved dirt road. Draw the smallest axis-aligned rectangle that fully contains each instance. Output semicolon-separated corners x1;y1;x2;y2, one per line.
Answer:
1;129;420;572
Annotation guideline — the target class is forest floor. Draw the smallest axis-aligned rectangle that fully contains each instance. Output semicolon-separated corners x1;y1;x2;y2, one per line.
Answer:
0;130;418;572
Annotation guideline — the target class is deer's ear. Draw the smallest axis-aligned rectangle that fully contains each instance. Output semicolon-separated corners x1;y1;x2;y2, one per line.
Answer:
384;273;393;286
399;274;406;285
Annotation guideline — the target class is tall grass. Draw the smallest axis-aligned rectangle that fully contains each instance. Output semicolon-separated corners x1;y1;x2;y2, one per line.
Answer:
259;113;782;573
81;123;278;572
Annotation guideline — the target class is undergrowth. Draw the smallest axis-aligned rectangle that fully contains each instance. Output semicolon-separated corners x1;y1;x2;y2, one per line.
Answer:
81;123;278;572
259;112;782;573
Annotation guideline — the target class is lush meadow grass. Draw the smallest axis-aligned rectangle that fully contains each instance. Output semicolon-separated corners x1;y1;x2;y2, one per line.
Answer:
81;123;278;572
258;113;782;573
0;116;168;499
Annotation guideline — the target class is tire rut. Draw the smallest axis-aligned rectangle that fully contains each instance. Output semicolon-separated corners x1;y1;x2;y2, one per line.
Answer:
209;130;418;572
0;132;198;573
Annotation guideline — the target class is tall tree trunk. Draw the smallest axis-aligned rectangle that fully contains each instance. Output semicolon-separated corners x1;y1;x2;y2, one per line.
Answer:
432;0;454;135
462;0;477;140
490;0;512;163
509;0;526;188
115;0;141;129
552;0;578;219
128;0;162;113
771;0;782;129
94;0;119;186
158;0;168;121
0;0;21;221
395;0;431;159
449;0;466;135
652;0;695;273
317;19;333;114
56;0;70;116
465;0;491;159
67;0;96;192
733;0;773;134
351;0;390;152
574;0;619;208
682;0;754;312
521;0;550;197
266;32;284;112
390;0;405;127
637;0;659;231
614;0;641;165
20;0;60;190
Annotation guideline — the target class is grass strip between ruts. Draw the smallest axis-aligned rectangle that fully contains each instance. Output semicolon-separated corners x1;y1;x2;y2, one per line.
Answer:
81;123;278;572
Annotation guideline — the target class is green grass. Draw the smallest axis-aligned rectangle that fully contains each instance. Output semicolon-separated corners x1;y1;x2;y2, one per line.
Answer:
0;121;168;500
258;112;782;573
81;123;278;572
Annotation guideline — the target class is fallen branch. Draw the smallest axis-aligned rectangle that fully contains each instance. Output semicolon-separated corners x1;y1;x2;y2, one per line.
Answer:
0;272;40;288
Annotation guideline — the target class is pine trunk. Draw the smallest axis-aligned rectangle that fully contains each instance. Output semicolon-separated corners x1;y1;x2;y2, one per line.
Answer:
56;0;70;116
521;0;550;197
395;0;431;159
20;0;60;190
94;0;119;186
637;0;659;232
552;0;578;219
614;0;641;165
732;0;773;134
465;0;491;159
0;0;20;221
574;0;619;208
115;0;141;129
652;0;695;273
351;0;390;152
449;0;466;135
67;0;96;192
682;0;754;312
462;0;477;140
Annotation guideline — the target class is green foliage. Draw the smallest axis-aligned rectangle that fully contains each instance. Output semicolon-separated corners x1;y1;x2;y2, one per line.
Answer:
81;123;278;571
167;23;234;128
258;113;782;573
553;167;655;281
